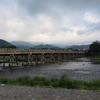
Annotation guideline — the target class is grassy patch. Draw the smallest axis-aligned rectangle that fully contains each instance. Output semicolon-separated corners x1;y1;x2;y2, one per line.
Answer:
89;57;100;61
88;57;100;64
0;74;100;90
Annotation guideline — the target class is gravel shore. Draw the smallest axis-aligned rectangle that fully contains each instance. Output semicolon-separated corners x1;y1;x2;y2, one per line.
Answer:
0;85;100;100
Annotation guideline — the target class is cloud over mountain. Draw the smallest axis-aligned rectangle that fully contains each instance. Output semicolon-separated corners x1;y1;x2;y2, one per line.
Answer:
0;0;100;45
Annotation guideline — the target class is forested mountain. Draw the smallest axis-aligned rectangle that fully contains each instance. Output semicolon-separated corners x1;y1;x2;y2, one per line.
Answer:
0;39;12;47
10;41;33;49
9;40;90;50
11;41;61;49
32;44;60;49
11;41;33;46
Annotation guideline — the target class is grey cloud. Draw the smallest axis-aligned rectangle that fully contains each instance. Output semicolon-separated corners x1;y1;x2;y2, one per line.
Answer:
88;23;100;33
18;0;100;16
77;31;85;35
0;0;100;44
77;22;100;35
0;0;16;5
18;0;53;15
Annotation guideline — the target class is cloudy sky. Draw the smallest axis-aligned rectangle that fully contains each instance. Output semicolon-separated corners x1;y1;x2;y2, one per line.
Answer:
0;0;100;45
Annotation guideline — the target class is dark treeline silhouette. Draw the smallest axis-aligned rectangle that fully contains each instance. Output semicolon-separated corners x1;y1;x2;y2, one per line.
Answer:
86;41;100;56
0;45;16;48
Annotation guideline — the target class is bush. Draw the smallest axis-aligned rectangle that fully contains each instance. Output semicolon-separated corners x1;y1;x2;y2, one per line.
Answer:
16;76;33;86
0;74;100;90
33;76;49;86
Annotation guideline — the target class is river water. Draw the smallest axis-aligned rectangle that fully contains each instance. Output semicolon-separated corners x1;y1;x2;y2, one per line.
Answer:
0;58;100;81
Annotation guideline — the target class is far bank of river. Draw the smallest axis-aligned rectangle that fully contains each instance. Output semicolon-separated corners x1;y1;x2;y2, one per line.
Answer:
0;58;100;81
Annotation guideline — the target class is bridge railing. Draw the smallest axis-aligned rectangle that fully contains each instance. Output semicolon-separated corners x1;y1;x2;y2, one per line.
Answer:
0;48;84;54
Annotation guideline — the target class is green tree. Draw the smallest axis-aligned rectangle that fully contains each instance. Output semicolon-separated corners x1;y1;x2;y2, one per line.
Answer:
90;41;100;53
67;48;74;51
0;45;16;48
8;45;16;48
0;45;7;48
86;41;100;56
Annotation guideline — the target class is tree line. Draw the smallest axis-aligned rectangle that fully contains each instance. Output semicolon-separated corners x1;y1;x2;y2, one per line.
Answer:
0;45;16;48
86;41;100;56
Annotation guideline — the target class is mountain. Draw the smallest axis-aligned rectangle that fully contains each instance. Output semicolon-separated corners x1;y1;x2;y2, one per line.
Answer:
32;44;60;49
0;39;12;47
11;41;33;46
11;41;61;49
67;45;90;50
10;41;90;50
11;41;33;49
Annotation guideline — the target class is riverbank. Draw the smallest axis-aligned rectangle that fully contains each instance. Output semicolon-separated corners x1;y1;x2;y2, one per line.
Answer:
88;57;100;64
0;85;100;100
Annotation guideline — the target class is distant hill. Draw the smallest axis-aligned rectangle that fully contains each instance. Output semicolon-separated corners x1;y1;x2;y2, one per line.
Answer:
32;44;60;49
0;39;12;47
10;41;61;49
11;41;33;46
11;41;33;49
67;45;90;50
14;45;32;49
10;41;90;50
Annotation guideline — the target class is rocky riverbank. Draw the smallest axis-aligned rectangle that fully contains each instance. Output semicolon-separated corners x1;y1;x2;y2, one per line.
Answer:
0;85;100;100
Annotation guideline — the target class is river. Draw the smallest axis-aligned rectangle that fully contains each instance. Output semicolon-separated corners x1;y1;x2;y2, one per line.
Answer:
0;58;100;81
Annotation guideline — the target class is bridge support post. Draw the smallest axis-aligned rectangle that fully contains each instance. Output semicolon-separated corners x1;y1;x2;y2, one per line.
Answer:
30;54;33;65
68;53;70;58
50;53;55;62
3;56;5;68
72;53;74;58
75;53;77;58
16;56;19;66
22;55;24;66
41;54;45;64
9;54;14;68
28;54;32;66
34;54;39;65
57;53;62;62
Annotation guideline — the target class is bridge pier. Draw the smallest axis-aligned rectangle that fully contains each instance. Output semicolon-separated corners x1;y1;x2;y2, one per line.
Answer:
9;54;14;67
22;55;24;66
3;56;5;68
40;54;45;64
50;53;55;63
16;56;19;66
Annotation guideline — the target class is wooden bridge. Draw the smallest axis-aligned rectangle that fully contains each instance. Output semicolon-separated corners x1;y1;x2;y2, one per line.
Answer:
0;49;85;68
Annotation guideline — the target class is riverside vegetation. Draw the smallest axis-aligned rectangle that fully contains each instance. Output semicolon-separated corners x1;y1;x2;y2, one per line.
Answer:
89;57;100;64
0;74;100;91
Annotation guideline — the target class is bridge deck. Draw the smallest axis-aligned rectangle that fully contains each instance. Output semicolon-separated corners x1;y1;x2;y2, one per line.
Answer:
0;49;84;55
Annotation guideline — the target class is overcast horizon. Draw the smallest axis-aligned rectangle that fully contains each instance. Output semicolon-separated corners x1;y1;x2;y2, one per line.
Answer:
0;0;100;46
